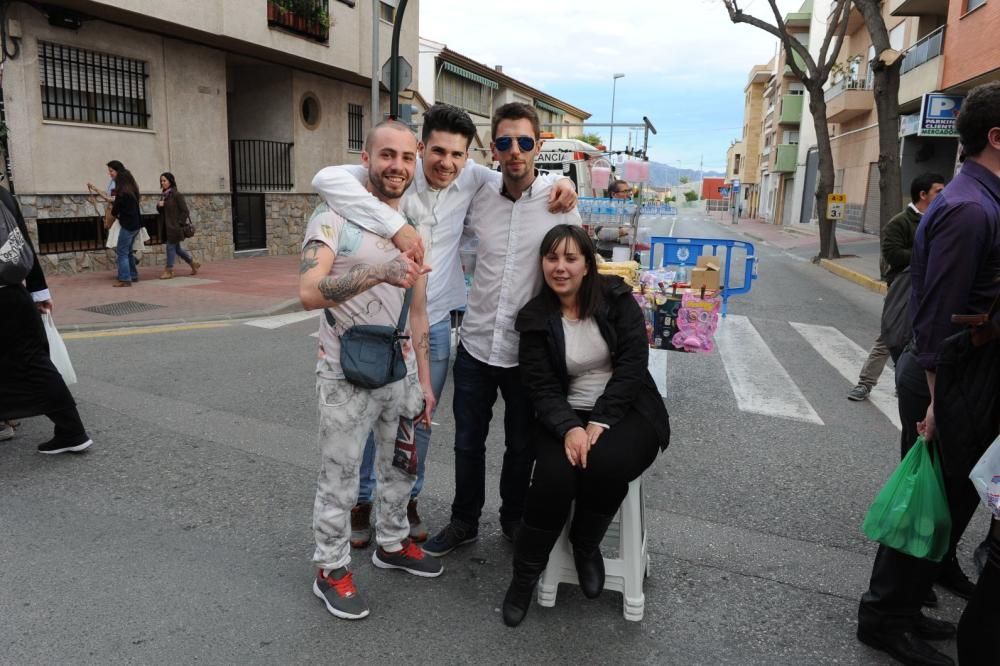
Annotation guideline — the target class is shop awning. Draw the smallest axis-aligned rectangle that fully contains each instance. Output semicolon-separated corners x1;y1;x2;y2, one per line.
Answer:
534;99;565;116
441;61;498;89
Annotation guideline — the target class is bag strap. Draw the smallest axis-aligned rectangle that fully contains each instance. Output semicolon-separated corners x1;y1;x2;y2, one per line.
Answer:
323;287;413;331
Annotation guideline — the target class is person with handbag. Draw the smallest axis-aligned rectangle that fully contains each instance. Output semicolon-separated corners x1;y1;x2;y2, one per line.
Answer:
501;224;669;627
857;81;1000;666
156;172;200;280
0;185;93;455
109;169;144;288
298;120;440;622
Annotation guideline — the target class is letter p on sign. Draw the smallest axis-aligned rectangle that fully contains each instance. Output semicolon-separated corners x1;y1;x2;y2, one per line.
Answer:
929;97;957;118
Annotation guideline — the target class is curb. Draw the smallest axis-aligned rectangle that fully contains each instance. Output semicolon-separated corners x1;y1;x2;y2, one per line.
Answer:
818;259;887;295
58;297;303;332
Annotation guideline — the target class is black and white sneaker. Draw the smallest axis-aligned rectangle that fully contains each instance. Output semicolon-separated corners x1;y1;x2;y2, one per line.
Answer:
38;434;93;455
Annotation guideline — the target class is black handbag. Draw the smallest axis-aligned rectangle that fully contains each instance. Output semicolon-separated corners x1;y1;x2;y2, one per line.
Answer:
333;288;412;389
881;267;912;355
181;215;195;239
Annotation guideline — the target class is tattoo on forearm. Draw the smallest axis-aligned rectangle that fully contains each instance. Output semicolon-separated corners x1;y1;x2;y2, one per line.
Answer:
417;332;430;361
317;263;378;303
381;256;409;285
300;241;323;274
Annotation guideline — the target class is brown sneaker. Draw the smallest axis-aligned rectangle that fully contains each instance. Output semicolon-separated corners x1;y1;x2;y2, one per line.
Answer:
112;280;131;288
190;260;201;276
407;499;428;542
350;502;372;549
159;269;173;280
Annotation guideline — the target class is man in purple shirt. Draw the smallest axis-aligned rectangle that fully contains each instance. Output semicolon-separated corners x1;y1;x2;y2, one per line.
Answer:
857;81;1000;666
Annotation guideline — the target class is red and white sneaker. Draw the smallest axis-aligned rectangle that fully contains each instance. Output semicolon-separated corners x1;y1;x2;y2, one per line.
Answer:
312;568;369;620
372;538;444;578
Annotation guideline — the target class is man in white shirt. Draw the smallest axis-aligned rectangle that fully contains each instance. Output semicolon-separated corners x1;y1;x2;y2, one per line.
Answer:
312;104;577;549
423;102;583;557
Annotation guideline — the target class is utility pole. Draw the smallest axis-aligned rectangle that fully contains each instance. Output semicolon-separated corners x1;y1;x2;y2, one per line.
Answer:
371;0;379;125
388;0;408;118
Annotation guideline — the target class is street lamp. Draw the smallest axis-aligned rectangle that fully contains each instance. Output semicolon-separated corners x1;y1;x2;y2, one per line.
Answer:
608;73;625;153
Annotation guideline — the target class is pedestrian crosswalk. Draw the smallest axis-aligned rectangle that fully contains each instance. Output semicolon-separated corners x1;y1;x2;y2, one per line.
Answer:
243;309;902;432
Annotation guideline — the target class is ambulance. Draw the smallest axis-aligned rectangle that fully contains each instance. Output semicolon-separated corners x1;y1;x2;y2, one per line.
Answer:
533;134;604;197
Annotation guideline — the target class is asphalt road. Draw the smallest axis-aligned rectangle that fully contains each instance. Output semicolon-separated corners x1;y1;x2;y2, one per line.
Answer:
1;210;989;664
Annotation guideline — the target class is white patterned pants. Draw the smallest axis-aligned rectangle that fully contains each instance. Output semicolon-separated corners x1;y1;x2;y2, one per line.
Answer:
312;374;424;570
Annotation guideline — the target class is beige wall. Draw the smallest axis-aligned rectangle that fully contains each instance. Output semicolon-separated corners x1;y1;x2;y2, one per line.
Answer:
77;0;419;82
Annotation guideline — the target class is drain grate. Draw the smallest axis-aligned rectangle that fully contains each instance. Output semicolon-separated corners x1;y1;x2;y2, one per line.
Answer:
80;301;166;317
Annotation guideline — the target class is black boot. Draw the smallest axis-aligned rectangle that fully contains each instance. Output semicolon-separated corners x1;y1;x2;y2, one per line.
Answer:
502;522;561;627
570;510;616;599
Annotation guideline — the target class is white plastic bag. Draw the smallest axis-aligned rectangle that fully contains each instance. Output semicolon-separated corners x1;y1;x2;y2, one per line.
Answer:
969;434;1000;519
42;312;77;385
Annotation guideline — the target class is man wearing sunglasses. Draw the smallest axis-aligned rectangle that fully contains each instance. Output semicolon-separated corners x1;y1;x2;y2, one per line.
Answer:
422;102;583;558
312;104;577;551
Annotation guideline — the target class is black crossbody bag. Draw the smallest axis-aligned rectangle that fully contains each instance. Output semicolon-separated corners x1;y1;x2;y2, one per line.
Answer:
329;288;412;389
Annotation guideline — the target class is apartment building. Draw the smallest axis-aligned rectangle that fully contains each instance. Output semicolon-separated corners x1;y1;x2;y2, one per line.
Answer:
730;64;770;219
416;38;591;166
894;0;1000;193
0;0;418;275
752;2;809;226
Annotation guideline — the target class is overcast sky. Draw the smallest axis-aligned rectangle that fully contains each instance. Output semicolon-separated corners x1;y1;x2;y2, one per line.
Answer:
419;0;802;171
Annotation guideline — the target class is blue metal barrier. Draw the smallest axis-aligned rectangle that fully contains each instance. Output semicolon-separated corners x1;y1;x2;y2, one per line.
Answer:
647;236;758;316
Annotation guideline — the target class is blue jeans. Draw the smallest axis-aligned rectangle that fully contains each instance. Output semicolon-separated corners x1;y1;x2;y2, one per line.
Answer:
116;227;139;282
449;343;535;529
166;242;193;268
357;318;452;504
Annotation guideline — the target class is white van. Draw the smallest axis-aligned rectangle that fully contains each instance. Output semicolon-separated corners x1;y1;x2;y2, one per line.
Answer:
533;135;604;197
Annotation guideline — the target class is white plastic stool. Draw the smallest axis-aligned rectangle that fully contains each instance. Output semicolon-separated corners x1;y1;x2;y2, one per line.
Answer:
536;475;649;621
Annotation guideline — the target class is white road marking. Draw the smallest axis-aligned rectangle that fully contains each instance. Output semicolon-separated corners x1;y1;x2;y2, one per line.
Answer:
715;315;824;424
789;322;901;430
245;310;320;330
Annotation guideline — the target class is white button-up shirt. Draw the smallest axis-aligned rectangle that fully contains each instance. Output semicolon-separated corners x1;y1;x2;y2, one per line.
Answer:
312;161;496;327
460;175;583;368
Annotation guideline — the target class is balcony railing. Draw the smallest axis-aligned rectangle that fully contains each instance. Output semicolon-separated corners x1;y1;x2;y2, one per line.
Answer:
267;0;330;42
231;140;294;192
824;78;873;102
901;26;945;75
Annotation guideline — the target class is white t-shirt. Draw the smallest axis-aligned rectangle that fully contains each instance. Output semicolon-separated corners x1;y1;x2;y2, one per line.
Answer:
562;316;613;410
302;204;416;381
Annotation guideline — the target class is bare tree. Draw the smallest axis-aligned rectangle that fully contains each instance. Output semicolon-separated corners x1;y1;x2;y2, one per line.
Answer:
853;0;903;234
723;0;852;260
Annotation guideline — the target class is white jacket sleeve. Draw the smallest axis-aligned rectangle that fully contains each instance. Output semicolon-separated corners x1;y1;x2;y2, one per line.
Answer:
311;165;406;237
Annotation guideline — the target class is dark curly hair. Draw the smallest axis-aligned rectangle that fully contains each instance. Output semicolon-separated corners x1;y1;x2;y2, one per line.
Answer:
957;81;1000;158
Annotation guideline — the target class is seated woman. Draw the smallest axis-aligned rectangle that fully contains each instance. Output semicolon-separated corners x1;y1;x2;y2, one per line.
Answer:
502;224;670;627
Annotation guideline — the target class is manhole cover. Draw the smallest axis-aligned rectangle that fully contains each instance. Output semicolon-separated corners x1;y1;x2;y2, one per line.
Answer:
80;301;166;317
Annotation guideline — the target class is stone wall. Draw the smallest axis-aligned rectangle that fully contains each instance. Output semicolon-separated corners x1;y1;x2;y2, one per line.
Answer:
17;191;319;274
18;193;235;275
266;193;320;257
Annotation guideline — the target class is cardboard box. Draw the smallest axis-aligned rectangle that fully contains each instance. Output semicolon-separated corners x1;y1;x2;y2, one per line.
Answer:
690;255;720;291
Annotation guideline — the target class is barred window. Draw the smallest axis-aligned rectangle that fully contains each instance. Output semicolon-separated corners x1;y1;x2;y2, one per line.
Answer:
348;103;364;152
437;71;491;117
39;41;149;129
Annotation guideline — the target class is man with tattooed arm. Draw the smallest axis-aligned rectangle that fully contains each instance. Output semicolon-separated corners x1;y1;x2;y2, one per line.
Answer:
298;120;442;622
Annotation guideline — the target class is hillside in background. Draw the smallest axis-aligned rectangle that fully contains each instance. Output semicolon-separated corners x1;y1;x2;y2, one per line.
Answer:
644;161;724;188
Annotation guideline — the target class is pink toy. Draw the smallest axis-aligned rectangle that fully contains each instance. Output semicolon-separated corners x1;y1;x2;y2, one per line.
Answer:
671;292;721;353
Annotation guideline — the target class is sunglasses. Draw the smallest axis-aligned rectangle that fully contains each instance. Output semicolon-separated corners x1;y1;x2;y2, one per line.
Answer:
494;135;536;152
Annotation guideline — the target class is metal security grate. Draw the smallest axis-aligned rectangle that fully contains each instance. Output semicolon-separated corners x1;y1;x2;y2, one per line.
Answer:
39;41;150;129
36;213;163;255
230;140;294;192
348;103;364;152
80;301;165;316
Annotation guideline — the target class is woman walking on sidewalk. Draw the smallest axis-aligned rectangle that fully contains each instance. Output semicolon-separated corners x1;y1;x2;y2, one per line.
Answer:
501;224;670;627
157;172;200;280
111;170;143;288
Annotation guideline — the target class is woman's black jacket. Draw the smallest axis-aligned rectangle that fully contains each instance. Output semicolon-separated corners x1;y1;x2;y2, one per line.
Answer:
112;192;142;232
515;274;670;450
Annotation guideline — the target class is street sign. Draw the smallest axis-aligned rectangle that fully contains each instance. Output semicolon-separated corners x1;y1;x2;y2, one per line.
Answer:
381;55;413;91
827;193;847;220
732;179;741;193
918;93;964;137
719;187;731;198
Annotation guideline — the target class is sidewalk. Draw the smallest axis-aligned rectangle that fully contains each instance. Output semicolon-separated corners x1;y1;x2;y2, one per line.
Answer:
705;211;886;294
44;254;302;331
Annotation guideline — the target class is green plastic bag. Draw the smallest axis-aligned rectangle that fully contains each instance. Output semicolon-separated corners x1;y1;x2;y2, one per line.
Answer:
862;436;952;562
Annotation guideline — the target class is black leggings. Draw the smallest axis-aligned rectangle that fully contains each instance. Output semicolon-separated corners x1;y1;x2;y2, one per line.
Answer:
523;408;660;531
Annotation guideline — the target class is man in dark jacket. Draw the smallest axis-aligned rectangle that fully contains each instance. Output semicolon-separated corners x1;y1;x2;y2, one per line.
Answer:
846;173;944;402
857;81;1000;666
